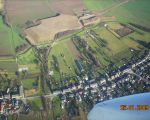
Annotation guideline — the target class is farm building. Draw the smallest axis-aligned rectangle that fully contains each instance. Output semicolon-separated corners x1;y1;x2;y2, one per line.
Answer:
79;14;100;26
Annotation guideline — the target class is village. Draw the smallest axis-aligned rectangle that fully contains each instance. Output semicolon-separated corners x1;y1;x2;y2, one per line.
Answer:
0;0;150;119
0;49;149;119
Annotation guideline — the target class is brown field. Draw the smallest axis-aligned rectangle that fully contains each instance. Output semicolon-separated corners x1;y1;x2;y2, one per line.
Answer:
50;0;84;15
24;14;82;45
24;89;38;97
67;40;81;59
5;0;55;27
0;0;3;10
5;0;84;28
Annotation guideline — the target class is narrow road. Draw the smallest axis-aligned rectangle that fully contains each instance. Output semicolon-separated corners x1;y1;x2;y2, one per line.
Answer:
21;94;55;100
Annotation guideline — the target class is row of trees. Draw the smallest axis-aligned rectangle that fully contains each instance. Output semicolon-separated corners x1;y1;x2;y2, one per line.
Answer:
0;73;20;93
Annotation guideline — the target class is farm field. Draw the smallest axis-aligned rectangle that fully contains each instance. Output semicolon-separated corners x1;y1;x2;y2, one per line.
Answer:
48;21;150;81
0;16;25;56
49;39;79;81
18;48;40;74
0;0;149;119
0;16;14;56
5;0;55;31
24;14;82;45
84;0;150;27
50;0;84;15
18;48;37;65
87;23;149;65
83;0;116;11
5;0;85;45
107;0;150;27
0;60;17;72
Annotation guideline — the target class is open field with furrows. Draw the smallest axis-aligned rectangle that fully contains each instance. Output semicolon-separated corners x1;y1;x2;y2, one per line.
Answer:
50;0;84;15
4;0;85;45
5;0;55;31
24;14;82;45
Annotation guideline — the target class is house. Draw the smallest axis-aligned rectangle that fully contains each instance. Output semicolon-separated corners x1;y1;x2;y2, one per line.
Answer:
111;83;116;89
90;83;98;88
18;67;28;72
100;79;106;85
53;90;61;95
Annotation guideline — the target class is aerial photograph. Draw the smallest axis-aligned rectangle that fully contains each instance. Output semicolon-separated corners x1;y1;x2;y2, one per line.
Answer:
0;0;150;120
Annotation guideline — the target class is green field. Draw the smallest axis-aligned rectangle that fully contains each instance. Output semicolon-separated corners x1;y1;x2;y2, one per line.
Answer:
0;15;27;71
87;23;149;66
0;15;13;56
27;98;43;110
52;97;62;118
0;59;17;72
0;16;26;56
18;48;40;74
18;48;37;65
84;0;150;27
83;0;116;11
107;0;150;26
47;21;150;80
49;39;78;80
